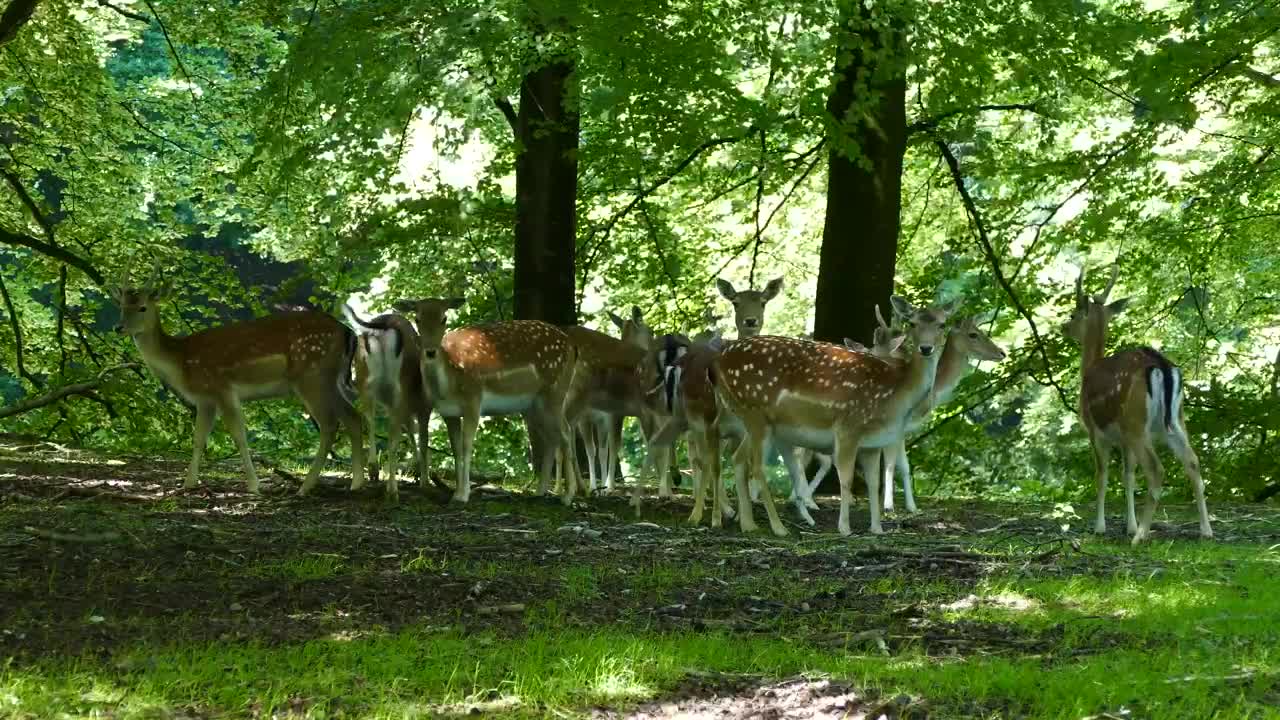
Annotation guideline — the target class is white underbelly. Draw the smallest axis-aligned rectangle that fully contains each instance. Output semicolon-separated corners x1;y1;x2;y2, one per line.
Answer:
432;391;535;418
233;380;292;402
774;425;835;453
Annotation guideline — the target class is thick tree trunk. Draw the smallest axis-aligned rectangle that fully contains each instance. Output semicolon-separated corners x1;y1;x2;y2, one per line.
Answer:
0;0;41;48
511;48;582;480
811;3;908;494
513;59;579;326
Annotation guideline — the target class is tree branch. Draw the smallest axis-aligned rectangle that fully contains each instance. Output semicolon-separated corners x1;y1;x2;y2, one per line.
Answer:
0;0;39;47
934;138;1074;411
907;102;1043;135
0;364;139;420
0;227;105;285
493;96;518;138
1;168;56;244
140;0;199;103
96;0;149;23
0;268;40;387
1236;64;1280;88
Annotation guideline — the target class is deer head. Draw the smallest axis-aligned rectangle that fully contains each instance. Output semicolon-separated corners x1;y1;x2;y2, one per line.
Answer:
1062;265;1131;344
717;276;783;337
394;297;466;359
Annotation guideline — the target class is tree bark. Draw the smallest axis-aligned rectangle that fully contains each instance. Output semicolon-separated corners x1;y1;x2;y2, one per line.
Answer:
811;2;907;494
0;0;40;48
513;58;579;326
812;2;907;348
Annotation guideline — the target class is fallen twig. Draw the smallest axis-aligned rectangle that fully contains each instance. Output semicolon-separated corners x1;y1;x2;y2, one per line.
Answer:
23;526;122;543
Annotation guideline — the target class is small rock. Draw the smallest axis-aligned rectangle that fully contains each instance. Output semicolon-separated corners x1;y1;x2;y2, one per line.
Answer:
229;603;243;611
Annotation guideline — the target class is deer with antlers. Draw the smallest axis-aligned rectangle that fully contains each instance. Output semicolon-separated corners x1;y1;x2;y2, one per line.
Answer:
713;296;956;536
111;266;366;495
394;297;581;504
798;305;1006;512
1063;266;1212;544
343;305;435;502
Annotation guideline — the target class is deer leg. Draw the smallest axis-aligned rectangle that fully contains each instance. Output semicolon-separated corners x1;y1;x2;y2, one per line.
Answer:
215;398;260;495
453;410;479;504
1166;421;1213;539
186;402;217;490
779;444;815;527
1090;437;1111;535
729;435;757;533
381;401;408;504
1133;444;1164;545
687;431;706;526
1121;449;1138;536
746;426;787;537
858;449;885;535
897;441;917;513
806;452;832;501
881;448;896;512
834;440;860;537
578;420;599;492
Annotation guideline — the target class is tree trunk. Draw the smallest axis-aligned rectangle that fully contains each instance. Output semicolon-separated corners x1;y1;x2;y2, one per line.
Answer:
513;59;579;326
511;42;581;479
811;2;908;494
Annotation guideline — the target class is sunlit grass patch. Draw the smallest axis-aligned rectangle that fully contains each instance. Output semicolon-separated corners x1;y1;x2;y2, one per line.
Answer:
248;553;345;581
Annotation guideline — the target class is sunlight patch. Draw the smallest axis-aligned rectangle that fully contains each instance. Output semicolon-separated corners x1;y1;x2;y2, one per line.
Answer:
942;592;1040;613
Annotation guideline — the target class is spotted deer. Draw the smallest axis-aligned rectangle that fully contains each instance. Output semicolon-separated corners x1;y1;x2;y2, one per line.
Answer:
395;297;581;504
717;277;783;337
713;296;956;536
561;307;672;504
343;305;433;502
110;268;366;495
800;309;1006;513
1063;266;1211;544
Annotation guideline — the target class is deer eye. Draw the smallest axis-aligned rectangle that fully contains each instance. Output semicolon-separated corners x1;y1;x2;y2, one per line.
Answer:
138;306;147;313
967;331;978;339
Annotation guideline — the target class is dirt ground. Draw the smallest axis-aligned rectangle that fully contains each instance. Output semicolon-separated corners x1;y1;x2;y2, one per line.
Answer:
1;441;1275;718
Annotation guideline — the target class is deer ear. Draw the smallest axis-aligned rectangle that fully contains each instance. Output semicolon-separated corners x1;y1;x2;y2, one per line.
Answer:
150;282;174;302
937;298;960;317
843;338;866;352
1107;297;1131;315
890;295;916;318
889;333;909;354
607;311;626;329
446;297;466;310
631;305;644;324
716;278;737;301
762;277;784;301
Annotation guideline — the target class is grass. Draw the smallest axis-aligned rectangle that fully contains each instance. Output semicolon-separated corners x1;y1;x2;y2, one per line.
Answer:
2;443;1280;718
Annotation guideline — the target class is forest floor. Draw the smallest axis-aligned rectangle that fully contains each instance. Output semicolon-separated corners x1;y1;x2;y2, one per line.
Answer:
1;441;1279;719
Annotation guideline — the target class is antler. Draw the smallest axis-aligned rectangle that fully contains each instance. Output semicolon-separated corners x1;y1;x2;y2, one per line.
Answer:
874;303;891;330
1098;263;1120;303
1074;268;1086;307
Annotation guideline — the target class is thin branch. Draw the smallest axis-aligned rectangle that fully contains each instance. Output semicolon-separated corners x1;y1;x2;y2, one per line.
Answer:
493;96;518;138
55;265;67;377
0;227;105;285
1;167;56;243
710;147;824;282
0;364;140;420
0;0;40;47
637;198;682;309
906;102;1043;135
140;0;199;103
117;101;216;161
1235;64;1280;88
749;128;767;287
0;268;40;387
934;138;1074;411
96;0;149;23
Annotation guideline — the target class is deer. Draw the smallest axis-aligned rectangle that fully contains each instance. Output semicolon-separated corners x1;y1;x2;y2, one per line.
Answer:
110;267;366;495
798;308;1006;513
394;297;581;505
1062;265;1212;544
342;305;434;502
561;306;673;503
713;296;956;536
717;277;783;338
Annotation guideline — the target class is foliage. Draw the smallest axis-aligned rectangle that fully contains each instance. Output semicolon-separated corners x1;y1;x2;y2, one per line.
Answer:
1;0;1278;501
